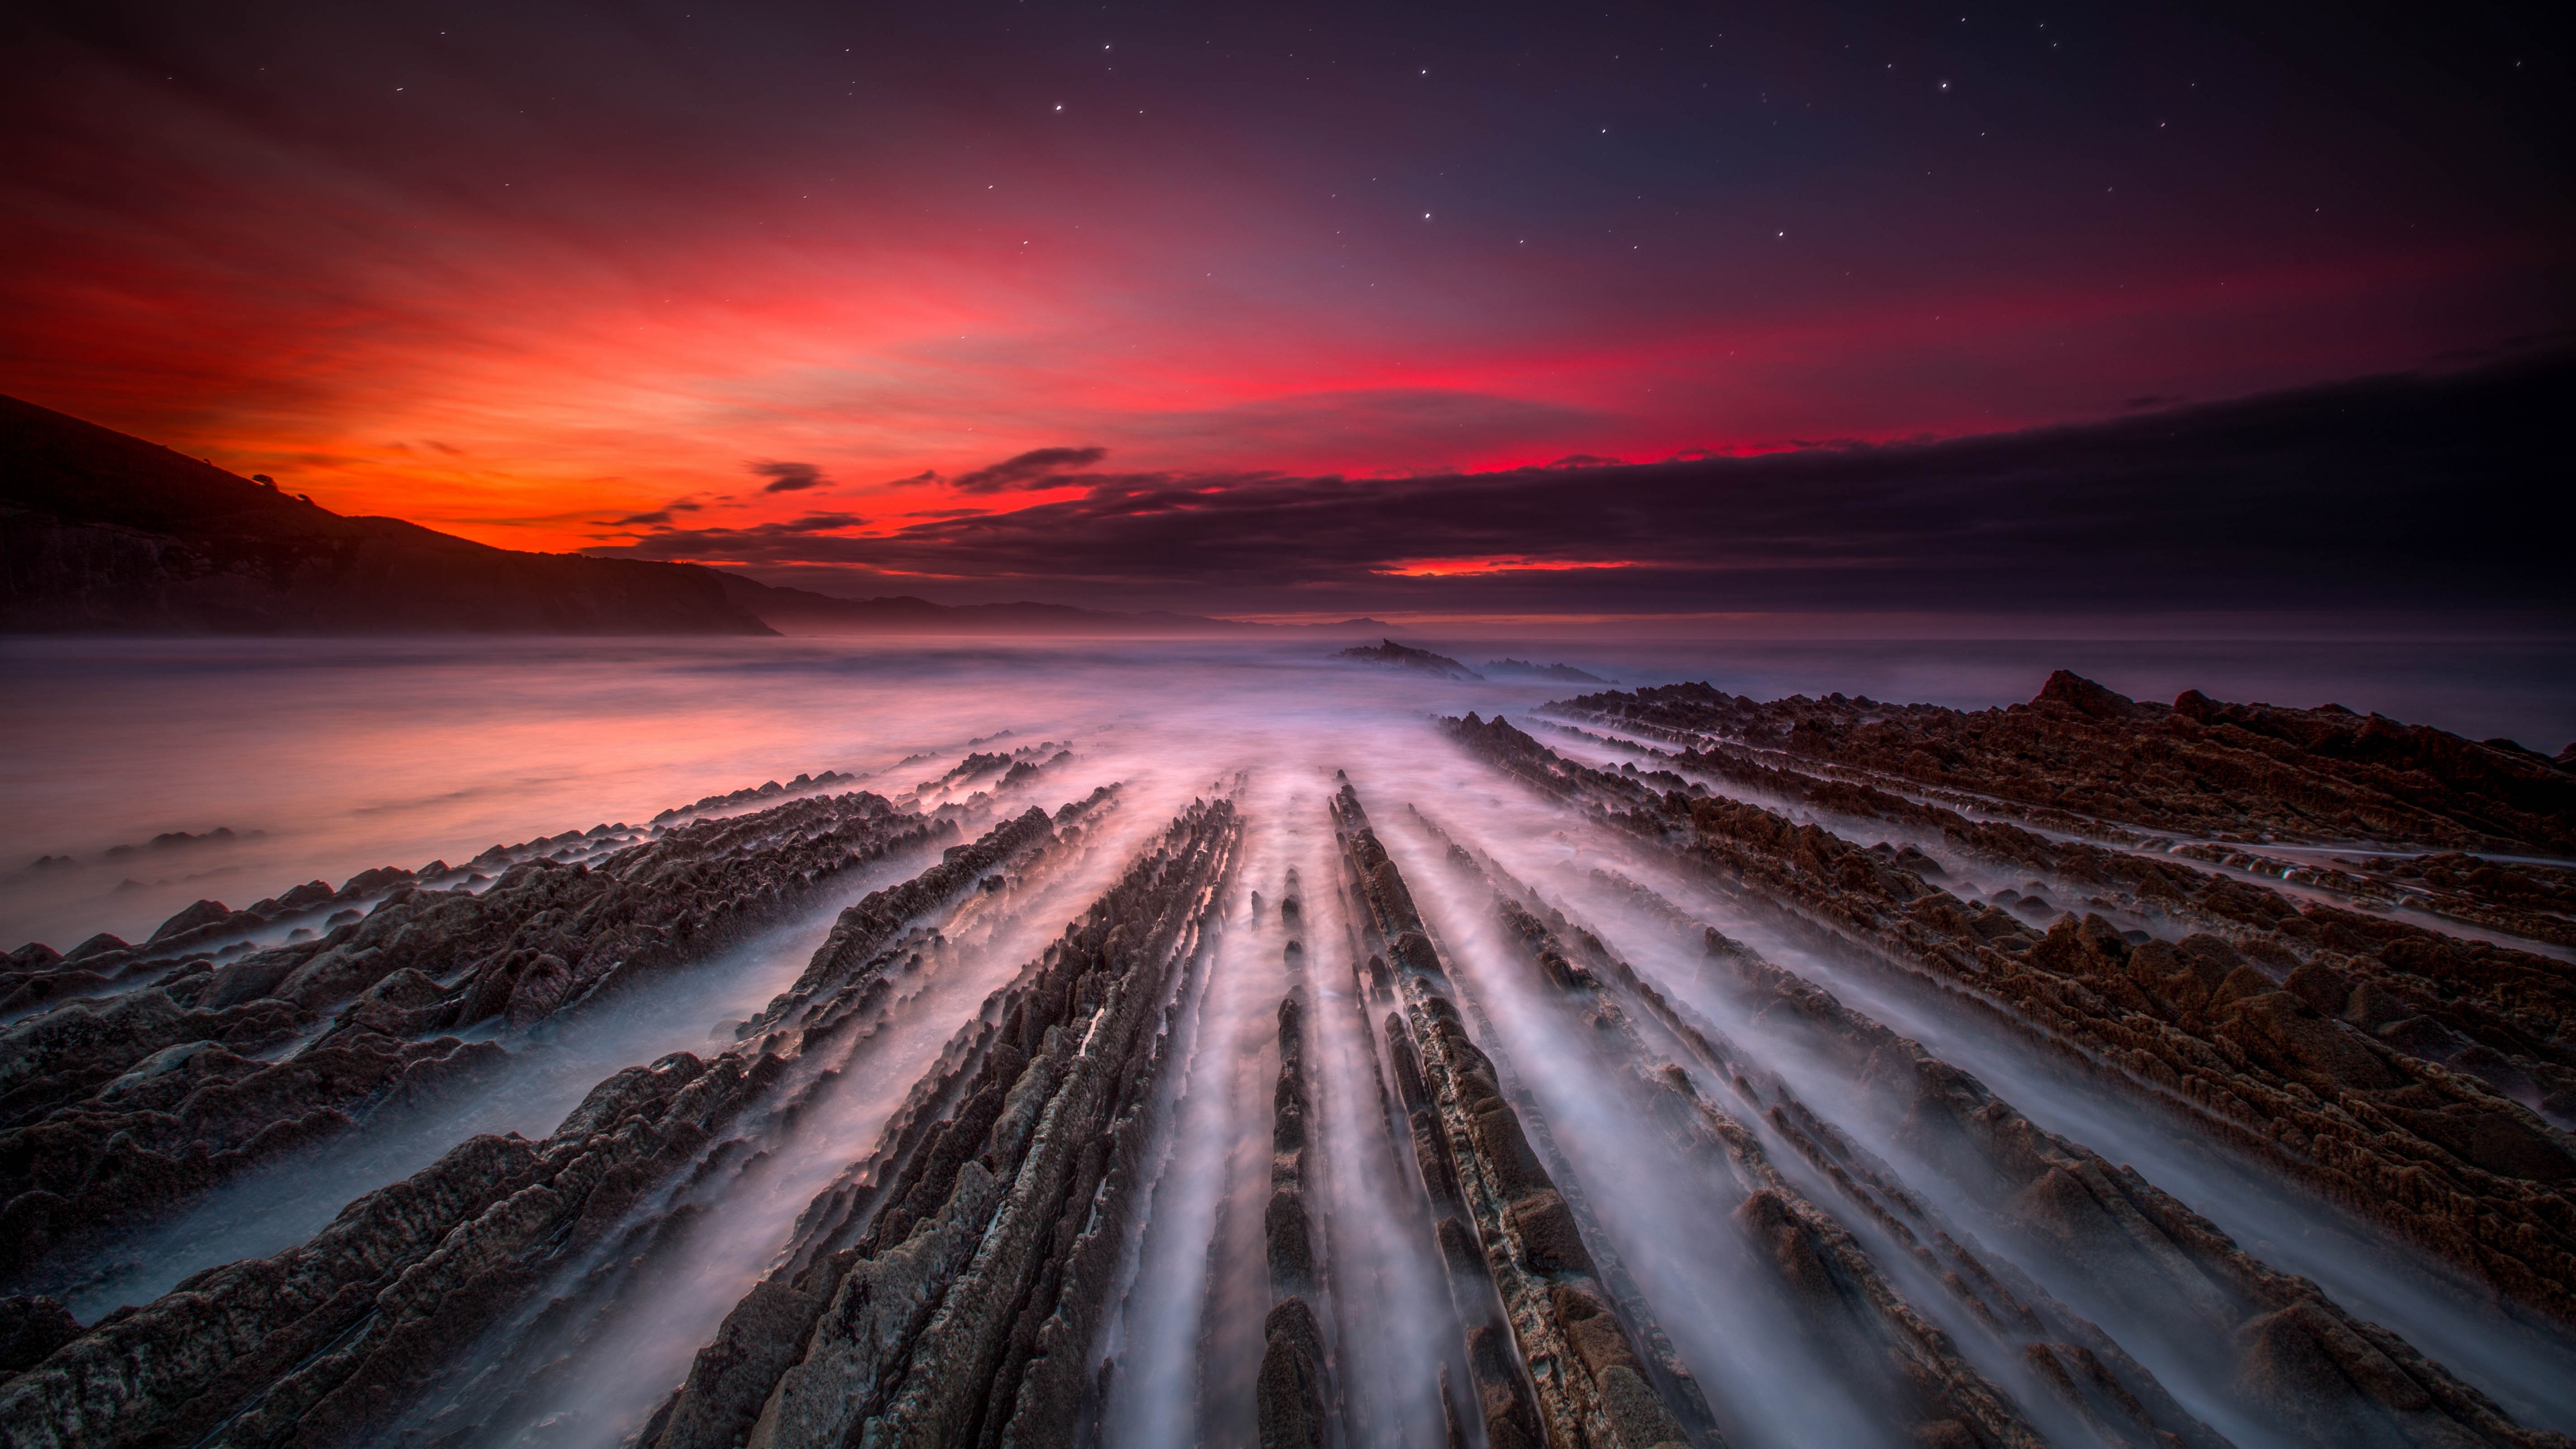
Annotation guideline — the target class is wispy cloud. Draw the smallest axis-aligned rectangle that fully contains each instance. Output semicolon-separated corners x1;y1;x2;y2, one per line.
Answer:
751;461;828;493
950;446;1108;494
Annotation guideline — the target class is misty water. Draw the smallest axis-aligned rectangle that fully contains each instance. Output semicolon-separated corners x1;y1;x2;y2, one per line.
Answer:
5;635;2572;1448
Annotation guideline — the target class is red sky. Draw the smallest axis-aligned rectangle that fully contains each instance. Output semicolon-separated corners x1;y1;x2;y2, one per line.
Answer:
2;1;2566;581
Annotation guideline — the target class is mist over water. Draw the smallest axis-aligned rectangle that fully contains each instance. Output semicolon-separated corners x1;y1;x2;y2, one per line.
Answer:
7;635;2567;955
4;635;2570;1448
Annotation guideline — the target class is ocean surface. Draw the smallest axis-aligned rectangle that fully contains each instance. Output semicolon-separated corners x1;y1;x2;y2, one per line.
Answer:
5;634;2569;954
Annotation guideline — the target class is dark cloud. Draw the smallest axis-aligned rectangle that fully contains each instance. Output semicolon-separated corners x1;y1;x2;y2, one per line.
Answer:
951;446;1108;494
587;357;2573;622
603;498;705;527
604;513;867;558
751;460;827;493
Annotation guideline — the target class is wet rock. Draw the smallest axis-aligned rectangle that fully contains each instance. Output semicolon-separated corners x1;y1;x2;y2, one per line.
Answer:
146;900;232;945
2285;959;2353;1016
1544;673;2576;854
0;1128;549;1447
1334;639;1483;680
1444;714;2576;1334
1257;990;1334;1446
502;952;572;1026
1334;782;1715;1449
61;933;128;965
0;1294;78;1374
1505;1189;1588;1275
624;798;1233;1449
1256;1297;1330;1449
0;969;112;1014
1266;991;1320;1296
0;788;978;1293
844;800;1240;1448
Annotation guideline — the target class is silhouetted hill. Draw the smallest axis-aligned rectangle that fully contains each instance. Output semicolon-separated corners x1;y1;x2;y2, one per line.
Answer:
0;394;773;635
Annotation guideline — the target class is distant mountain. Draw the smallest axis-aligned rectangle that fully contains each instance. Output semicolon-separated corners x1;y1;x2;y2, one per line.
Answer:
0;394;1396;637
1335;638;1482;680
0;394;771;635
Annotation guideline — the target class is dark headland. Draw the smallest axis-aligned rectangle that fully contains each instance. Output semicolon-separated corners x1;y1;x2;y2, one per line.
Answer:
0;394;1348;637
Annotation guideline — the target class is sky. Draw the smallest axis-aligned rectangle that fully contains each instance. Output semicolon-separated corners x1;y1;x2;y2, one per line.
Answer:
2;0;2569;619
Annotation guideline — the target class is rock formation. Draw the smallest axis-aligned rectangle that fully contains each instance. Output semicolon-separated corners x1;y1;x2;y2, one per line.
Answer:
0;785;975;1289
1544;672;2576;854
1336;639;1485;680
0;672;2567;1448
1442;707;2576;1445
1334;780;1710;1449
0;788;1115;1448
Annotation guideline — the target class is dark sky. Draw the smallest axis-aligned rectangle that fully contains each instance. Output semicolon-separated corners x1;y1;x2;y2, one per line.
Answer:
2;0;2568;621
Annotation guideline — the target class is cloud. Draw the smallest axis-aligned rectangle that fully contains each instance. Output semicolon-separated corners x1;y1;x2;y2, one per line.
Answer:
604;498;706;527
759;513;866;533
598;513;867;558
581;357;2572;620
751;460;828;492
950;445;1108;493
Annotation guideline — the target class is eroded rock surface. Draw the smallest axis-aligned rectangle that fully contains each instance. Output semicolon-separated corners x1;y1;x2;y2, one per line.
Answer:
1547;672;2576;854
1258;994;1331;1449
0;787;957;1289
1450;708;2576;1323
1334;780;1709;1449
0;793;1098;1448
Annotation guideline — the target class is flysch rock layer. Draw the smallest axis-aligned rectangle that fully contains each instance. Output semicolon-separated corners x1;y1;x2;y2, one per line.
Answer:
1605;859;2563;1449
1541;703;2576;1130
634;794;1240;1449
1258;989;1333;1449
0;786;963;1291
405;791;1121;1447
1332;777;1707;1449
1440;712;2576;1448
1426;818;2239;1449
0;794;1093;1449
1417;820;2099;1449
1544;672;2576;855
1445;711;2576;1330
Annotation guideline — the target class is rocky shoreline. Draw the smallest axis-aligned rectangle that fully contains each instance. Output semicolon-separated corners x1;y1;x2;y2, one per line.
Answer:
0;669;2567;1448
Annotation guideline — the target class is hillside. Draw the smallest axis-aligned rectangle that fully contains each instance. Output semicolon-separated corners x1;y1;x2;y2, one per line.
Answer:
0;394;772;635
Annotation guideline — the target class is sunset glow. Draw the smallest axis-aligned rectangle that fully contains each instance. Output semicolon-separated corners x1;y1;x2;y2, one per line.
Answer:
3;1;2563;609
1377;557;1644;578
